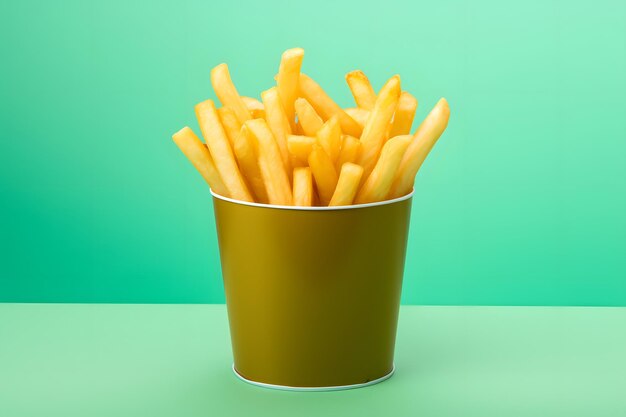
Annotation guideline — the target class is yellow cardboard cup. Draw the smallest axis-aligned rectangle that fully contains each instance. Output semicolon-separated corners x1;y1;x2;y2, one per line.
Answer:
212;190;413;391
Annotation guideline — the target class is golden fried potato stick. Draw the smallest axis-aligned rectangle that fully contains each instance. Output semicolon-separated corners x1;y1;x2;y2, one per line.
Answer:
232;126;268;204
312;187;320;206
277;48;304;131
217;106;241;148
172;127;229;197
345;70;377;110
294;98;324;136
388;98;450;199
336;135;361;171
299;73;362;137
383;122;393;143
308;144;338;206
329;163;364;206
389;91;418;137
211;63;251;124
261;87;292;176
356;75;401;181
195;100;253;202
287;135;316;166
242;96;266;119
245;119;293;205
355;135;411;204
293;167;313;206
344;107;370;129
316;115;341;163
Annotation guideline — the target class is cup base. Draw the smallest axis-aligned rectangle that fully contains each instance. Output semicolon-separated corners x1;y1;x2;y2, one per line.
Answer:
231;363;395;392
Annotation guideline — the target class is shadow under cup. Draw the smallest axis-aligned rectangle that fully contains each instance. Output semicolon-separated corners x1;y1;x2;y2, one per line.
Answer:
212;191;413;390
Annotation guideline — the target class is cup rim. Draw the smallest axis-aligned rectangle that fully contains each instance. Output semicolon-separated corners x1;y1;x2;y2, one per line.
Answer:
210;189;414;211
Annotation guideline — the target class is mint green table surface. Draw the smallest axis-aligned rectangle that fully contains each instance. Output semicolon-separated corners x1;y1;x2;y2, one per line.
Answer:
1;304;624;416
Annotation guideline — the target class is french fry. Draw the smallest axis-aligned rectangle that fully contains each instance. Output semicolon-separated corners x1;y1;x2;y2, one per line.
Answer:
245;119;293;205
195;100;253;202
261;87;292;177
211;63;251;124
233;126;269;204
329;163;363;206
312;186;320;206
316;115;341;163
345;70;376;110
242;96;266;119
217;106;241;148
299;73;362;137
294;98;324;136
172;127;229;197
344;107;370;129
388;98;450;199
336;135;361;171
355;135;411;204
277;48;304;131
356;75;402;181
292;167;313;206
383;122;393;143
287;135;316;167
308;144;338;206
389;91;418;137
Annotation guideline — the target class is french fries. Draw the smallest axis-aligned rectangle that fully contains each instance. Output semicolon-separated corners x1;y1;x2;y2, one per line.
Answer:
217;106;241;148
245;119;293;205
293;167;313;206
357;75;402;182
389;92;418;137
242;96;266;119
287;135;316;167
344;107;370;129
294;98;324;136
261;87;292;176
172;127;229;197
388;98;450;199
174;49;450;207
336;135;361;171
316;116;341;163
308;144;338;206
195;100;253;202
211;64;251;124
346;70;376;110
299;74;363;137
329;163;363;206
356;135;411;204
277;48;304;132
233;126;269;204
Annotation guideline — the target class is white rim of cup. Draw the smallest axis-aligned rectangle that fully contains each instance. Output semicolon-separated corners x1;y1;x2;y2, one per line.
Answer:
232;363;395;391
210;189;414;211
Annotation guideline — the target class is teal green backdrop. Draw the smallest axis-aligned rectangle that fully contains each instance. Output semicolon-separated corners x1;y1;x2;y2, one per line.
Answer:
1;0;624;305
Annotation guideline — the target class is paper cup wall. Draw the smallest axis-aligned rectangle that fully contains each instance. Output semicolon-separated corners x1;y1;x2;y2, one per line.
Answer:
212;190;413;390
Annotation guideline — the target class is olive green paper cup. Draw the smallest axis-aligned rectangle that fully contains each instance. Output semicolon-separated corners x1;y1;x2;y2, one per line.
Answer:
211;190;413;391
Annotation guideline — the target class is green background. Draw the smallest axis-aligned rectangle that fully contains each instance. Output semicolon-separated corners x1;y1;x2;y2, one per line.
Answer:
1;0;624;305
